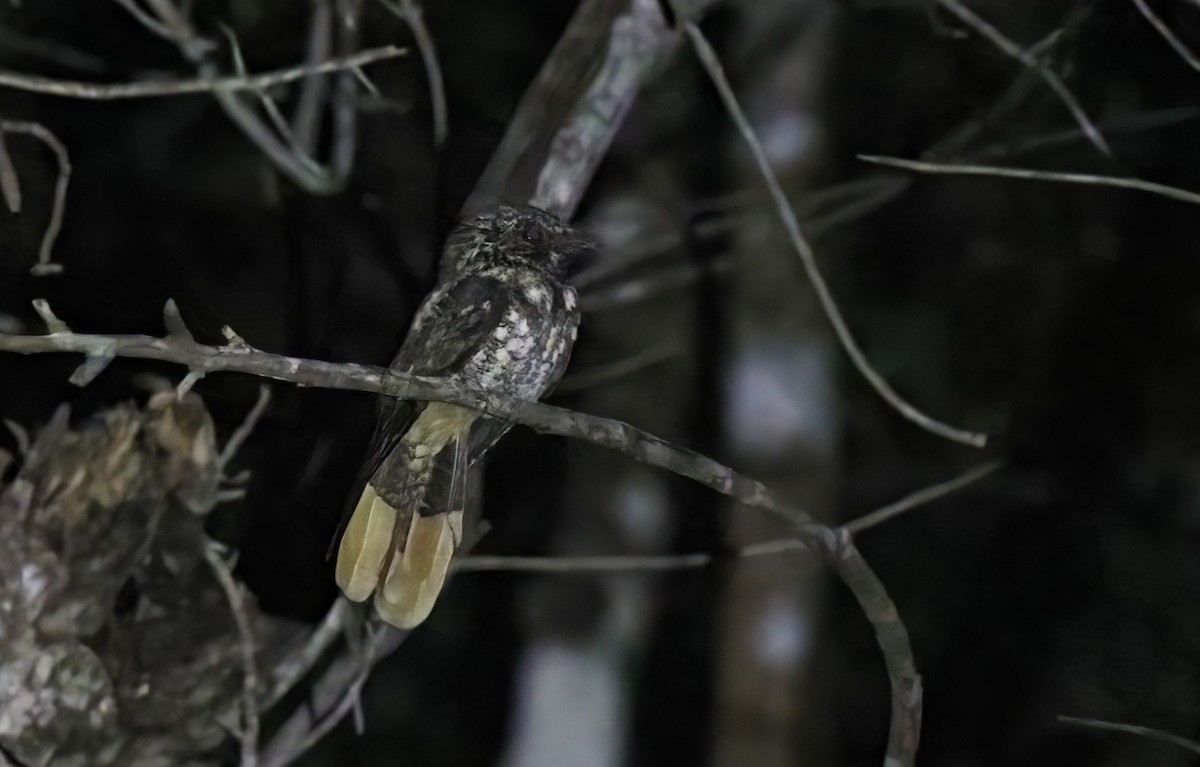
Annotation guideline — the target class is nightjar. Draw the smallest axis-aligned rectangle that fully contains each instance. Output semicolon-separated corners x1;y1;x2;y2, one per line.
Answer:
335;204;588;628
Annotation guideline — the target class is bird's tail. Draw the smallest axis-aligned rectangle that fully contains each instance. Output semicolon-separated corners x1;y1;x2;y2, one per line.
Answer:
335;403;473;628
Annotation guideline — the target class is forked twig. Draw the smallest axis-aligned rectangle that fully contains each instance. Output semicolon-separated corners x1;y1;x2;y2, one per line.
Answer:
935;0;1111;158
112;0;372;193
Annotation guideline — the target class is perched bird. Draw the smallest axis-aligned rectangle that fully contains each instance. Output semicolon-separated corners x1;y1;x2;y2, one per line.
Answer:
335;204;588;628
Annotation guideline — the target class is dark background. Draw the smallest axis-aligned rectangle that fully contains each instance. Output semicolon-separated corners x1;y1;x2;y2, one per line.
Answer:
3;0;1200;765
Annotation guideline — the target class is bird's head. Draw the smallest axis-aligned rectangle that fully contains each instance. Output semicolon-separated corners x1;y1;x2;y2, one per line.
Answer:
442;205;593;280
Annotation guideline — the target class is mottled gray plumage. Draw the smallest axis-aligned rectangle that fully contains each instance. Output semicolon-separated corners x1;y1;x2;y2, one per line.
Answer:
336;205;587;628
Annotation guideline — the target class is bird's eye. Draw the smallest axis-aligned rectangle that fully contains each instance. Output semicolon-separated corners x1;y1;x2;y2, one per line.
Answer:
520;224;544;245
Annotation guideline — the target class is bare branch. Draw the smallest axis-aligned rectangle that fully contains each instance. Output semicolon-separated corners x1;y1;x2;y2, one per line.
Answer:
458;460;1001;573
264;598;355;708
683;19;987;448
377;0;448;147
0;133;20;213
112;0;177;41
935;0;1111;157
0;46;405;100
202;541;260;767
1058;716;1200;757
464;0;676;218
825;528;922;767
529;0;672;218
844;460;1002;535
858;154;1200;207
0;121;71;275
456;551;724;573
555;344;681;393
291;0;335;154
1131;0;1200;75
0;311;802;523
260;625;406;767
220;385;272;468
220;25;296;147
327;0;362;181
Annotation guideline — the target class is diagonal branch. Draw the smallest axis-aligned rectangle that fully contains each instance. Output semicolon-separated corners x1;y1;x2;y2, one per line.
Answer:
112;0;369;194
935;0;1111;158
682;17;987;449
1130;0;1200;74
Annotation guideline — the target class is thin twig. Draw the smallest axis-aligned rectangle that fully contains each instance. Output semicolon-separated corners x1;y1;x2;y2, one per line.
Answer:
935;0;1111;158
260;626;407;767
0;28;107;73
1058;716;1200;757
858;154;1200;206
456;540;809;574
271;673;365;764
683;20;987;448
458;460;1000;573
117;0;365;193
0;133;20;213
1130;0;1200;75
970;106;1200;162
112;0;177;41
327;0;362;181
844;460;1002;535
291;0;335;155
220;25;296;147
378;0;448;147
202;541;260;767
264;598;355;708
555;344;681;392
220;385;272;467
0;46;405;100
0;121;71;275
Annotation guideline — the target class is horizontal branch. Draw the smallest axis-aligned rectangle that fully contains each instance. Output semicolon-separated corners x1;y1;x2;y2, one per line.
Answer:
0;45;405;100
0;301;803;526
859;154;1200;207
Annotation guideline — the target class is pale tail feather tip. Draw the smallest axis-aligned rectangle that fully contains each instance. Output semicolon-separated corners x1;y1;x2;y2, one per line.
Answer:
335;485;397;602
376;513;458;628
